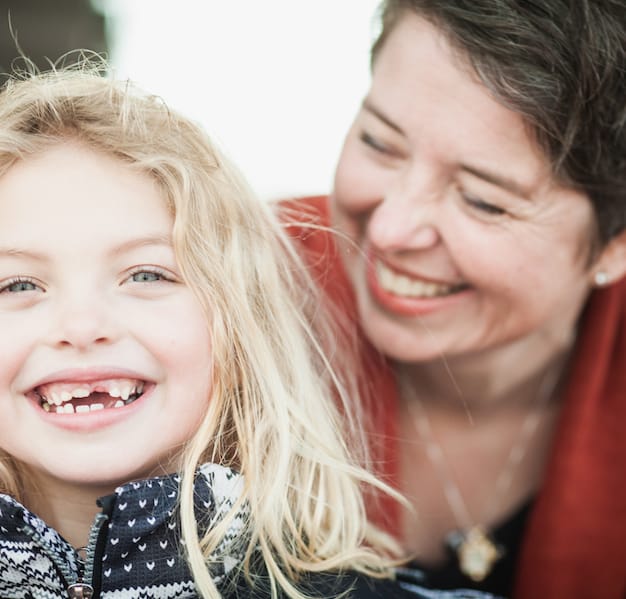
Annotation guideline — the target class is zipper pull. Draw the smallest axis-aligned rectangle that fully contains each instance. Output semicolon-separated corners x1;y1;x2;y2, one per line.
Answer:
67;582;94;598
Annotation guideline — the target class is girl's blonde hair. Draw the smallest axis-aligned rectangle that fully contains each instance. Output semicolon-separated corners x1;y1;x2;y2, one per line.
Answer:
0;62;398;598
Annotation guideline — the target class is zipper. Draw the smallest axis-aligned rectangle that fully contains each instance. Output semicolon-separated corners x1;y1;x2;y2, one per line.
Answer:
21;510;109;598
67;511;109;598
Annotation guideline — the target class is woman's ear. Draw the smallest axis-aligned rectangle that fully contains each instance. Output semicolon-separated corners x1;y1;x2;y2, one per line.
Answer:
591;230;626;287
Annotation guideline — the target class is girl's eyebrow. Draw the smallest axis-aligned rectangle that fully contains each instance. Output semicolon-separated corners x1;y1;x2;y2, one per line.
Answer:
0;236;174;262
108;235;174;257
0;248;48;262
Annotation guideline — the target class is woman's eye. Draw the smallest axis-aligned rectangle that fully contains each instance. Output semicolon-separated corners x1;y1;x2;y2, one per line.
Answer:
0;278;41;293
360;131;391;154
463;194;507;216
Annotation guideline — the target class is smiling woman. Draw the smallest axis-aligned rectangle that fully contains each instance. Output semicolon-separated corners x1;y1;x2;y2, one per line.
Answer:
280;1;626;597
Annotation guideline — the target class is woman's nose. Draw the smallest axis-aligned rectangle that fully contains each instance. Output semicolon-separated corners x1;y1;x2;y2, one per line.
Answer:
367;177;442;252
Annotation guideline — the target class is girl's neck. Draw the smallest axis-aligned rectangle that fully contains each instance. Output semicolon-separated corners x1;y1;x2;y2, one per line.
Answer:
398;326;577;414
23;473;114;549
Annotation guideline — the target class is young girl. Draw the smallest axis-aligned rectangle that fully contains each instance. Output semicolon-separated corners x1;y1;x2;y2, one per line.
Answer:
0;65;385;599
0;66;503;599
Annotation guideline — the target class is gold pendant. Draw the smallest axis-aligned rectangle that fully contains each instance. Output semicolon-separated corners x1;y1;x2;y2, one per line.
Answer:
456;527;501;582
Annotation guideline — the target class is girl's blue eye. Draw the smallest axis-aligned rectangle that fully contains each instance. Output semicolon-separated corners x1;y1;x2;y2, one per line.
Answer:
131;271;164;283
0;279;39;293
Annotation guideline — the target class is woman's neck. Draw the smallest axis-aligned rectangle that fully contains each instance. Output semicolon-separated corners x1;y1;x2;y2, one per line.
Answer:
397;326;577;414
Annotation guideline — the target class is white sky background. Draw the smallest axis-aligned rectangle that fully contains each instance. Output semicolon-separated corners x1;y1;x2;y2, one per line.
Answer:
98;0;381;201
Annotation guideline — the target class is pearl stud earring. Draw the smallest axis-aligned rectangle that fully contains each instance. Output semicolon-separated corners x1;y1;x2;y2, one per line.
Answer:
594;271;610;286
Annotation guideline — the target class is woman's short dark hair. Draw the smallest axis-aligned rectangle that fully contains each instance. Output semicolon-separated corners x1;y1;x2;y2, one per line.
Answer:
372;0;626;245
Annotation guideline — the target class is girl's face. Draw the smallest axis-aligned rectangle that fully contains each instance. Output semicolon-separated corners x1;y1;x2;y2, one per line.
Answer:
0;142;212;493
331;13;603;363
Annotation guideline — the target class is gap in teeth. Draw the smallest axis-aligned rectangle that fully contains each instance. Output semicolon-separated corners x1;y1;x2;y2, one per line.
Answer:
37;379;145;412
42;396;136;413
39;379;144;406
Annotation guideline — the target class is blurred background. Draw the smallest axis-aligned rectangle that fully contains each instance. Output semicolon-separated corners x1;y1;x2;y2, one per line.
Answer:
0;0;381;200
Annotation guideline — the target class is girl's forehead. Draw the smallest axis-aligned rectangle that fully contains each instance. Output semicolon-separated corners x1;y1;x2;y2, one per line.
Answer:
0;142;175;250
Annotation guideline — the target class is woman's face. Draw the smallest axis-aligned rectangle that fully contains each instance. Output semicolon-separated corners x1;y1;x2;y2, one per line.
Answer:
332;14;601;363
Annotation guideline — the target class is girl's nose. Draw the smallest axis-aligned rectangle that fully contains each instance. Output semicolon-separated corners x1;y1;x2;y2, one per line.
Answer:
50;292;117;350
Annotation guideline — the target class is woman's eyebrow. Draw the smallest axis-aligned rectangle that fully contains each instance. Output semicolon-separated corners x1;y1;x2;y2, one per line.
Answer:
362;99;405;135
363;98;534;199
460;163;533;199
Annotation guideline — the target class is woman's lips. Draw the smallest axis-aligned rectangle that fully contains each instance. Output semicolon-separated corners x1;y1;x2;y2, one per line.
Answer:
366;257;471;316
374;259;467;298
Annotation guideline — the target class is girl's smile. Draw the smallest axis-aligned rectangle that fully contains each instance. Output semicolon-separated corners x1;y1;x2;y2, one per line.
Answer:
29;369;149;411
37;378;146;413
22;369;155;433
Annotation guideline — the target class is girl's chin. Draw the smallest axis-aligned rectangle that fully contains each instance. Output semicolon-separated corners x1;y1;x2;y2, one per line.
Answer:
28;460;173;495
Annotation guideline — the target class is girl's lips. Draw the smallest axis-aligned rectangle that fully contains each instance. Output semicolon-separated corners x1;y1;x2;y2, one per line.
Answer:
29;367;152;389
366;256;471;317
27;382;154;433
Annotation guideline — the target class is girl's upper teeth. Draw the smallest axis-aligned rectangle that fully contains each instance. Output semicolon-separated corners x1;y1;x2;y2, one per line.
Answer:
36;378;144;406
376;261;459;298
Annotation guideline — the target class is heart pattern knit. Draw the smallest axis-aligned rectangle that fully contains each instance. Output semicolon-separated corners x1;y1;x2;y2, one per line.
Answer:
0;463;247;598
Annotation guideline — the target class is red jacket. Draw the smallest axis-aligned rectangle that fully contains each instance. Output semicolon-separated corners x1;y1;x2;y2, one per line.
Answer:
280;195;626;599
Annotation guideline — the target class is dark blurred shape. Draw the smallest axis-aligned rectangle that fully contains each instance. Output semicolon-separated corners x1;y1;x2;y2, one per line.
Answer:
0;0;107;82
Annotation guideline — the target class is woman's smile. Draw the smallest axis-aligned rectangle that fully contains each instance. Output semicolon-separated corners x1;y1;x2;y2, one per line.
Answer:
367;256;472;317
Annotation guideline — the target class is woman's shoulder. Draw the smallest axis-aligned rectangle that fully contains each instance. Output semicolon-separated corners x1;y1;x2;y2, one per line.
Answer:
348;570;504;599
276;194;331;223
274;194;333;245
229;568;504;599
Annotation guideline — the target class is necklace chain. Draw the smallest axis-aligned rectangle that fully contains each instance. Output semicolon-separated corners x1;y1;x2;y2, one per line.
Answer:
402;364;562;581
